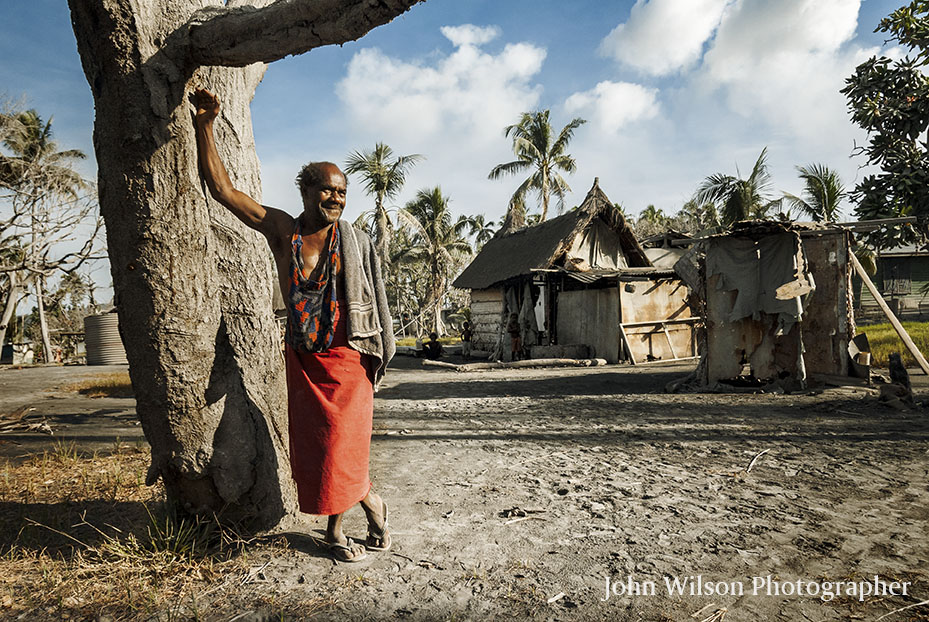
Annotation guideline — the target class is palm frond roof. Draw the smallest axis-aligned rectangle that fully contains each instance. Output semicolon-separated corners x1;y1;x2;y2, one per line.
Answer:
453;179;651;290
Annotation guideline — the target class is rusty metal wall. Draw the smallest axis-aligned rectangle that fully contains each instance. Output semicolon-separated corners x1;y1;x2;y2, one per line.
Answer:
703;231;849;385
800;231;850;377
556;288;620;362
619;278;694;363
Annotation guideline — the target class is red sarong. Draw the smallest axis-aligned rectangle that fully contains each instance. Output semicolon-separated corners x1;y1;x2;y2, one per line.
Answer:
285;301;373;515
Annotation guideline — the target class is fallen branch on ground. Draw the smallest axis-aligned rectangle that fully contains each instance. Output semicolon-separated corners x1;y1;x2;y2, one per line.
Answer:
874;598;929;621
745;449;770;473
422;358;608;372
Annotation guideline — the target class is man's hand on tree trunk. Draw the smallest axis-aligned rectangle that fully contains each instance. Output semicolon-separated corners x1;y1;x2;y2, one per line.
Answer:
194;88;220;125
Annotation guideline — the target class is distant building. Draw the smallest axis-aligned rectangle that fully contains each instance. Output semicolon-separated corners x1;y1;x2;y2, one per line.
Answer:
854;243;929;320
453;179;697;363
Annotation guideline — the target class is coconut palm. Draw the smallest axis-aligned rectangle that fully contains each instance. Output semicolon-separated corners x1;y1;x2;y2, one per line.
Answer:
671;199;721;235
0;110;89;361
398;187;473;335
695;147;778;226
635;204;668;237
468;214;496;250
488;110;586;226
0;109;86;200
783;163;846;222
344;142;422;267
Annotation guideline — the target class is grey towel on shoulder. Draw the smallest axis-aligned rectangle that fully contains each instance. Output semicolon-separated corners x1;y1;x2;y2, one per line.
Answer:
339;220;396;389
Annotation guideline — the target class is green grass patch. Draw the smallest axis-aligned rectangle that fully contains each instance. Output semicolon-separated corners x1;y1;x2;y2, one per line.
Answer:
856;321;929;368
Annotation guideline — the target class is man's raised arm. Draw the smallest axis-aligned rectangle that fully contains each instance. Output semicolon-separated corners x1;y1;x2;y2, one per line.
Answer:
193;88;290;239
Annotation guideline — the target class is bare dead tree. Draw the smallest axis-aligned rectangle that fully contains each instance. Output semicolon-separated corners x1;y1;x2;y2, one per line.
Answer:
67;0;422;529
0;108;105;357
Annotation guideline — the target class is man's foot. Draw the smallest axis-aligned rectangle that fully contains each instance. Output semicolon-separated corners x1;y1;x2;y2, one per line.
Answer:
326;536;367;563
365;498;391;552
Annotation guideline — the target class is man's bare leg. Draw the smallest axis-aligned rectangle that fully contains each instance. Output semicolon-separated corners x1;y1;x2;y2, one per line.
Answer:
360;490;389;549
326;513;365;561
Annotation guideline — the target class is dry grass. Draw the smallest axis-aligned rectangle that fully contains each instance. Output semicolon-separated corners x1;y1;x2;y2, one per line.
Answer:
63;372;134;398
396;336;461;347
857;322;929;368
0;443;324;620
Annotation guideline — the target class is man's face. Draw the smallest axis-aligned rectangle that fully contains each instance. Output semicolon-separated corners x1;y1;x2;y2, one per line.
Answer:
302;165;347;226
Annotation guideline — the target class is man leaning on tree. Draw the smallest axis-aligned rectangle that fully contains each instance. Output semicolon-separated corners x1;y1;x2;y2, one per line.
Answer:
193;88;395;563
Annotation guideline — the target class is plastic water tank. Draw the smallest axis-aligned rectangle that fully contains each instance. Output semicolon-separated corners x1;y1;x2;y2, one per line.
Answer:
83;313;128;365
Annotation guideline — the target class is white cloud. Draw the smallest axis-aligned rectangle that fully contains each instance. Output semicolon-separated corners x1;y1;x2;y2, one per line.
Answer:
306;26;551;224
564;81;659;133
599;0;732;75
440;24;501;47
703;0;860;81
336;26;545;147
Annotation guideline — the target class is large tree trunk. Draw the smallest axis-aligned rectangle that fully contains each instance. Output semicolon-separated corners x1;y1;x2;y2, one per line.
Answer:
68;0;419;530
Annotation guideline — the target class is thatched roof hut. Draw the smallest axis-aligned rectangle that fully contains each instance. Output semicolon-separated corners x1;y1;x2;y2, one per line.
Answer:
454;180;695;364
453;178;651;291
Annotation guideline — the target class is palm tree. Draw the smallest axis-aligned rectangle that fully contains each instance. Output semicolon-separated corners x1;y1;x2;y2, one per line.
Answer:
783;163;845;222
0;109;86;199
0;110;87;361
671;199;721;235
635;204;668;238
488;110;586;226
468;214;496;251
398;187;473;335
695;147;778;227
344;142;423;268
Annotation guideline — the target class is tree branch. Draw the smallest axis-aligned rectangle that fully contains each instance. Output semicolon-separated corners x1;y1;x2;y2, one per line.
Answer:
188;0;423;68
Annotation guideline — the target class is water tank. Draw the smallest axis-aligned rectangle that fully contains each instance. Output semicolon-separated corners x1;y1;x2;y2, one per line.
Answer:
83;313;128;365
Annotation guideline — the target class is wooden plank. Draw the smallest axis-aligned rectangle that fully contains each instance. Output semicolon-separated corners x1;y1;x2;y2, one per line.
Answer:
634;355;700;365
620;317;702;328
809;372;871;388
618;324;637;365
850;251;929;375
661;323;678;359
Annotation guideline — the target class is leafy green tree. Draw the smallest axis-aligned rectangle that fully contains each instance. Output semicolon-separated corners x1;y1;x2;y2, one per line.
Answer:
842;0;929;248
344;142;423;268
399;187;473;335
695;147;779;226
783;164;846;222
489;110;586;226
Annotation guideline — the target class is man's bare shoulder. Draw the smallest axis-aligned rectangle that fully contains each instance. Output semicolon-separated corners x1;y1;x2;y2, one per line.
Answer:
261;206;296;253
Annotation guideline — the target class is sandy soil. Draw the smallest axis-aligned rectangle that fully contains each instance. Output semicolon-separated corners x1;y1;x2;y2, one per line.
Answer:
260;358;929;622
2;359;928;621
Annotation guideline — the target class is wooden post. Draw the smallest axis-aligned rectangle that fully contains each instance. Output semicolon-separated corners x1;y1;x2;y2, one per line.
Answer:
850;251;929;375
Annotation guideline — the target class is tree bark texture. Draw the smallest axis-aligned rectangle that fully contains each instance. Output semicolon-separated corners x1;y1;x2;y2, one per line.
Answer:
0;273;22;350
36;276;53;362
67;0;419;529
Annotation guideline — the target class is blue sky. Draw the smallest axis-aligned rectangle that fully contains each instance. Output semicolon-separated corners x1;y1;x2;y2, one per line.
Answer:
0;0;905;295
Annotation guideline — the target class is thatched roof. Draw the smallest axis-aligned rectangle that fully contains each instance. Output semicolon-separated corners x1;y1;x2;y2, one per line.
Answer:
453;179;651;290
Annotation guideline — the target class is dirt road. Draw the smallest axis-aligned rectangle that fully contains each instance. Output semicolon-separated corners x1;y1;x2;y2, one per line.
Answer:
1;359;927;621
